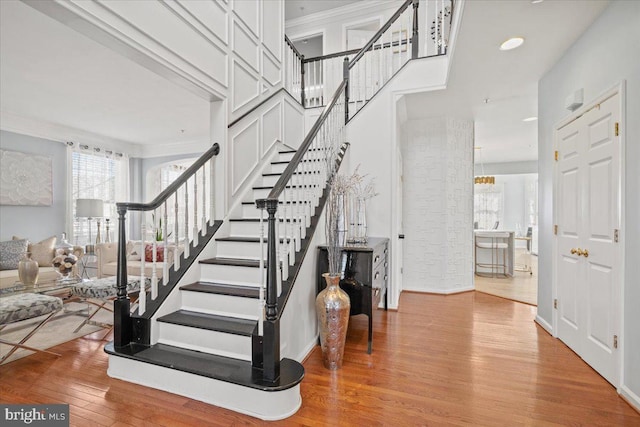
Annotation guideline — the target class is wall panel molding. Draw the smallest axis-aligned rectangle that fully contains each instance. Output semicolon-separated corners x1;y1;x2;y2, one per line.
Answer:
164;0;229;47
231;59;260;113
232;17;260;72
262;51;282;87
232;0;259;39
230;119;260;195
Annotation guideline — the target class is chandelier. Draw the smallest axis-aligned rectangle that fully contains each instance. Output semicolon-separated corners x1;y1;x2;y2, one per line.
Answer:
474;147;495;185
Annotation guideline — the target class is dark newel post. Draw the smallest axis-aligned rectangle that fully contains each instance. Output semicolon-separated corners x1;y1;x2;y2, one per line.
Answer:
114;206;131;348
343;57;350;122
263;198;280;382
300;55;306;108
412;0;419;59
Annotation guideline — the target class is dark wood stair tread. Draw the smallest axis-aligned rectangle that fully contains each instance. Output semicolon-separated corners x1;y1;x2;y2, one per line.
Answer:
105;342;304;392
200;257;262;268
157;310;256;336
241;200;309;205
216;236;290;243
262;171;320;177
180;281;259;299
229;218;300;222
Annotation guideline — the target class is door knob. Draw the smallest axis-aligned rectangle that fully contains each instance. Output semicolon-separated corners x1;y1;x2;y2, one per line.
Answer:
576;248;584;256
570;248;577;254
582;249;589;258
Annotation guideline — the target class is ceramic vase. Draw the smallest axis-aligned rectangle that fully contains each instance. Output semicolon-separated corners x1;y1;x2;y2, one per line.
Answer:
18;252;39;286
316;273;350;370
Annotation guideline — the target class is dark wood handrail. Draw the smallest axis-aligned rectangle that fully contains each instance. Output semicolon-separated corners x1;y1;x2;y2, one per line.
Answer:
265;80;347;200
303;48;360;63
349;0;413;69
285;34;304;60
117;143;220;212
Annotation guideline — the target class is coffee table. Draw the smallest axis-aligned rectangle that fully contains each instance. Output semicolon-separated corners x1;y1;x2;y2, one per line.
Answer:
0;277;84;299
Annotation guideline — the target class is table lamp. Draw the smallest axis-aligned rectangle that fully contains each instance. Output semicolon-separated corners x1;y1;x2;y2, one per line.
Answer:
76;198;104;254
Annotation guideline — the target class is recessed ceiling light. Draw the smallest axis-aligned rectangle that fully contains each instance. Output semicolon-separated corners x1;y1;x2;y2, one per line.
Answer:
531;0;544;4
523;116;538;122
500;37;524;51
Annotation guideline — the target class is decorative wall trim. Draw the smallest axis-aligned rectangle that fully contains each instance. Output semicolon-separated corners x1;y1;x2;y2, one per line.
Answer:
0;150;52;206
231;59;260;113
232;17;260;73
232;0;259;39
262;51;282;87
164;0;229;47
23;0;227;101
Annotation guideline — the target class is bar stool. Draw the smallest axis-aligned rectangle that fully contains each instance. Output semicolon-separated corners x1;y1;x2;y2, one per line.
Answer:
475;231;510;277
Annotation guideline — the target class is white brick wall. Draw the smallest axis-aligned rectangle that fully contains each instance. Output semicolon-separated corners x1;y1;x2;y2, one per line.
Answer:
401;117;473;293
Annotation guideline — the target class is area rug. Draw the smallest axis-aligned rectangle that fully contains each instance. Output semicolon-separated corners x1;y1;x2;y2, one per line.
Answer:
0;301;112;365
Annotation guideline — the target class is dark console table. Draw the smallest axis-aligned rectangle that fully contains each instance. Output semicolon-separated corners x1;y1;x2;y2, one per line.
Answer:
316;237;389;354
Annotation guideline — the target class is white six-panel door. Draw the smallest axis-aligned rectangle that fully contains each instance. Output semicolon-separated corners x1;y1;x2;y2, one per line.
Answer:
555;91;621;386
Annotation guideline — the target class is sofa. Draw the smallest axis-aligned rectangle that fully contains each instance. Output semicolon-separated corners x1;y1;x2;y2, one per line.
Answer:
0;236;84;290
96;241;180;279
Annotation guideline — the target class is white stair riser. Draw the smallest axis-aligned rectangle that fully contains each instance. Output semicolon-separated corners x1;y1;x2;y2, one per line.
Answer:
181;291;260;320
261;175;280;187
229;220;305;238
200;263;264;285
107;355;302;421
269;163;287;174
242;203;312;219
216;240;263;259
158;322;252;361
277;152;295;162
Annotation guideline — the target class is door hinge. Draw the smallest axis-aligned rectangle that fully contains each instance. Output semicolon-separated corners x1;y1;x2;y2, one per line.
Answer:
614;335;618;349
554;225;558;235
554;299;558;309
615;122;619;136
614;229;619;242
554;150;559;161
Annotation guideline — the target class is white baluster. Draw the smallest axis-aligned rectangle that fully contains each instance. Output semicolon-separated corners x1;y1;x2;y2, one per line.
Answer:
151;208;158;300
193;170;199;247
174;191;180;271
163;200;169;284
139;220;146;314
184;181;190;259
202;164;207;234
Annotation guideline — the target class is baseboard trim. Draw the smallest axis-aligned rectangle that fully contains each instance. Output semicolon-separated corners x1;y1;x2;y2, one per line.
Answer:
402;286;474;296
620;385;640;414
534;315;553;335
295;335;319;363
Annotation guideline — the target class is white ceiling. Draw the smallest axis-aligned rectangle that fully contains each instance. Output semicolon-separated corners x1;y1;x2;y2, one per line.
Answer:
403;0;609;164
0;0;210;148
285;0;365;21
0;0;610;162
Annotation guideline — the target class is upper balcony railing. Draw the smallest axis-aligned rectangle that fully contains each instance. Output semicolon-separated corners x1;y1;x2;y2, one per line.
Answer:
284;0;454;112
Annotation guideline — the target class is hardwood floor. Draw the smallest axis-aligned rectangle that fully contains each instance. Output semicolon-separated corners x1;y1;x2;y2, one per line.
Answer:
1;291;638;426
474;249;538;306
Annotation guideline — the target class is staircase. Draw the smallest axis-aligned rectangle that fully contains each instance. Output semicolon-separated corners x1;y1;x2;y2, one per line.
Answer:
106;138;348;420
105;0;454;420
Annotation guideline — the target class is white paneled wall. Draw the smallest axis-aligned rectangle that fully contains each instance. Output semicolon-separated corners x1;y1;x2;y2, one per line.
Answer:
401;118;474;293
227;92;304;205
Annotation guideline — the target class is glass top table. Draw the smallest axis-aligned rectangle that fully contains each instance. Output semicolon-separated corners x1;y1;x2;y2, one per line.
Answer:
0;277;85;298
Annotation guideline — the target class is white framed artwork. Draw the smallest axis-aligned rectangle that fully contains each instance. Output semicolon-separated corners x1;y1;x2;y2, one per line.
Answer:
0;149;53;206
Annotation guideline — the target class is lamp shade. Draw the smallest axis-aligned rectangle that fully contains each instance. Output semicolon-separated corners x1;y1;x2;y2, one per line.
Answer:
76;198;104;218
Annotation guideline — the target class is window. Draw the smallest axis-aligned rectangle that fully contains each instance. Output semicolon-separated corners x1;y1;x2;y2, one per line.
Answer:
71;147;128;246
474;184;504;230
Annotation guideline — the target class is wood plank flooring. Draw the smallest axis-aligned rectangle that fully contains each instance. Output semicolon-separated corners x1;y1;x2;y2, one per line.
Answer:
474;250;538;306
1;291;638;426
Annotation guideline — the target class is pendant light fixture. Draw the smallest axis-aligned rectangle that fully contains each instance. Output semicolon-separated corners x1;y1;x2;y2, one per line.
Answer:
474;147;495;185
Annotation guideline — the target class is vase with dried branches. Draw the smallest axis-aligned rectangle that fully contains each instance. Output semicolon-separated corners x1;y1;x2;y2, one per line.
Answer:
316;173;351;370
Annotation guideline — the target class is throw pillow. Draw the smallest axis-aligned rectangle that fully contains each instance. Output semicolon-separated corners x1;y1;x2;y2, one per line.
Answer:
13;236;57;267
0;239;28;270
144;243;165;263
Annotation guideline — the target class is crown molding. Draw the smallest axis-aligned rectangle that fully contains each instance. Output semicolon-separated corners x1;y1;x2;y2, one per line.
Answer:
0;110;143;157
285;0;398;29
139;137;212;159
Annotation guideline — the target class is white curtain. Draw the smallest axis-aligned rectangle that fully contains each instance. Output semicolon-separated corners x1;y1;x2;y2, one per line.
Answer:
66;142;129;246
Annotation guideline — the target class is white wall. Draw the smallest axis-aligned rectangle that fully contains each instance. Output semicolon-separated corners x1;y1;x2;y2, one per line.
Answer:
401;118;474;293
0;131;67;242
538;0;640;407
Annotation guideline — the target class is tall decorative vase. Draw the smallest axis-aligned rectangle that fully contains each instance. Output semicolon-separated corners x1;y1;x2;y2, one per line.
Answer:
18;252;39;286
316;273;351;370
354;197;368;243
